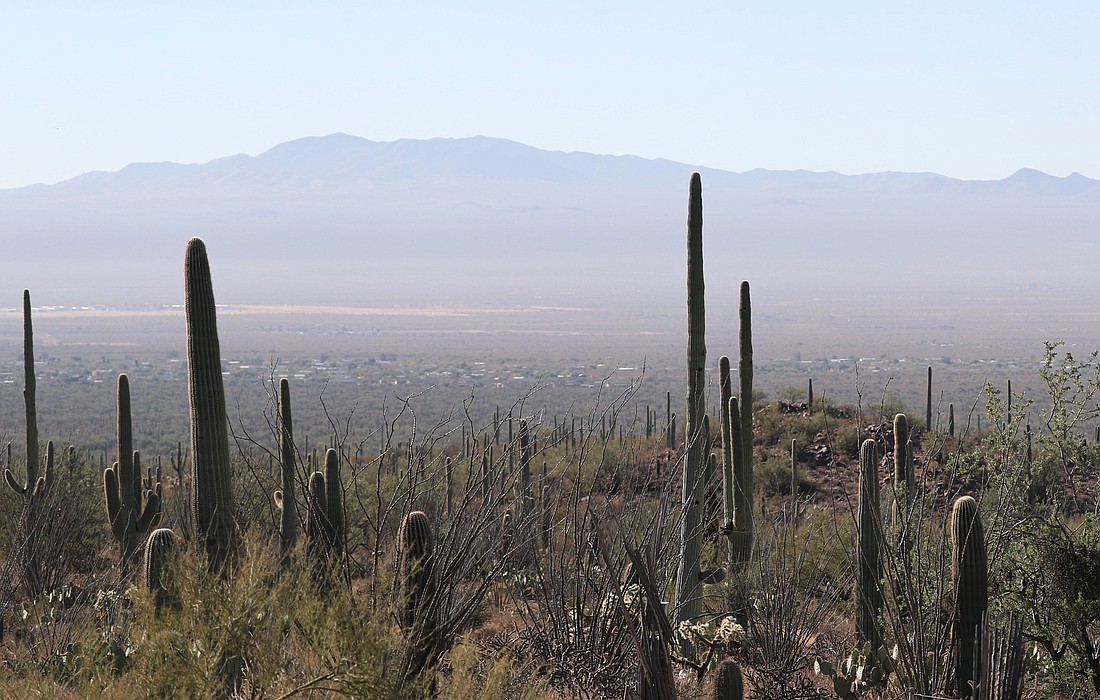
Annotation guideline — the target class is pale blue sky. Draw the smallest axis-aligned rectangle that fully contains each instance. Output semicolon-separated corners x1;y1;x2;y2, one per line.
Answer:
2;2;1097;188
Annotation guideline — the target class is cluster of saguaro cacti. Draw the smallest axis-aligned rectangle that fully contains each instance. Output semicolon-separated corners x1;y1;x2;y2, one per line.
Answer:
272;378;298;566
676;172;707;650
185;237;237;573
950;494;988;698
104;373;162;578
856;439;883;649
305;448;345;565
718;284;755;570
398;510;438;682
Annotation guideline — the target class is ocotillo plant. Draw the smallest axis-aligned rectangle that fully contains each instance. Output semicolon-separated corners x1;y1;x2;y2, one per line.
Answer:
978;613;1024;700
272;378;297;566
519;419;533;521
104;373;162;578
715;659;744;700
398;510;437;682
143;527;180;613
856;439;882;649
185;237;237;573
735;281;754;562
676;171;707;648
949;495;988;699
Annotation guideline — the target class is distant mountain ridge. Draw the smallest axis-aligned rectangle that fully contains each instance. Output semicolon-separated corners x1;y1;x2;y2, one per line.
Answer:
9;133;1097;195
1;133;1098;306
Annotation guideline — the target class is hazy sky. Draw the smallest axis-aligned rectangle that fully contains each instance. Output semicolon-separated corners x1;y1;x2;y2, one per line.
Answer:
2;2;1097;189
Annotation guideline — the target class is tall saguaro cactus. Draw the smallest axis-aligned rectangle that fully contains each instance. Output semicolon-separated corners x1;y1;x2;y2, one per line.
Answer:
677;172;707;642
104;373;162;577
273;378;298;565
734;281;755;562
5;290;51;499
185;237;237;573
4;291;54;594
926;366;934;431
949;495;988;698
856;439;882;649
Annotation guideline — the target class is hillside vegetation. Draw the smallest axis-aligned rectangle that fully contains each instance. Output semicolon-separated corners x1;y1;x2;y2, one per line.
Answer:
2;176;1099;699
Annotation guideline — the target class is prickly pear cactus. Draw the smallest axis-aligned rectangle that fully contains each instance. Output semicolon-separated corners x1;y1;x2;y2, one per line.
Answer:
184;237;237;573
815;643;897;699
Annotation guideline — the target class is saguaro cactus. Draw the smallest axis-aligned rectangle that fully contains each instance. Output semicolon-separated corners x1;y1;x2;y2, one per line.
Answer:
305;470;330;567
185;237;237;573
398;510;437;681
926;366;934;431
677;172;707;643
725;281;756;565
143;527;180;612
892;413;915;543
273;378;298;565
950;495;988;698
5;290;51;499
856;439;882;649
104;373;162;577
324;448;344;557
519;419;534;520
304;448;345;564
715;658;744;700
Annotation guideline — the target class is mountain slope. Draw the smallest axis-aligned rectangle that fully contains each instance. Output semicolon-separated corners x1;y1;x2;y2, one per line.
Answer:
1;134;1097;306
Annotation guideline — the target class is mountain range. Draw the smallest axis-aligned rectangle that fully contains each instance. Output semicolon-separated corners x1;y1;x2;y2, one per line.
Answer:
1;134;1097;306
